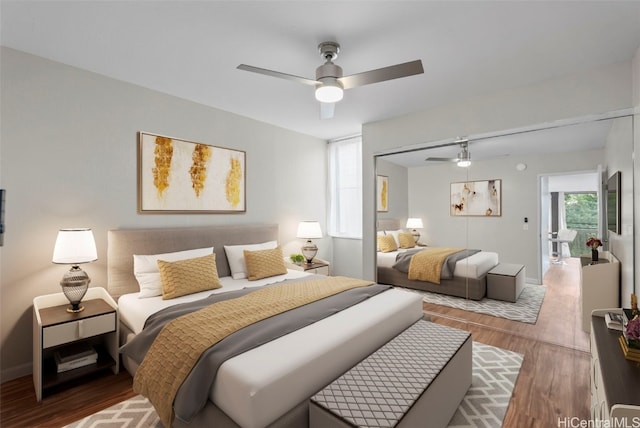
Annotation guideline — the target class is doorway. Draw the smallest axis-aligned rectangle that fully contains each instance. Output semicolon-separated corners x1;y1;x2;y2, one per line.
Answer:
539;171;602;279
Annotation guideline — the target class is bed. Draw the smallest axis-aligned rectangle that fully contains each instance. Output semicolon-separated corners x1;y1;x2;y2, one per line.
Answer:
107;224;424;428
376;219;498;300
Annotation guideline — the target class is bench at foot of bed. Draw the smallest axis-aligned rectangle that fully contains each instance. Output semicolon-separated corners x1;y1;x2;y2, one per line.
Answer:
309;319;472;428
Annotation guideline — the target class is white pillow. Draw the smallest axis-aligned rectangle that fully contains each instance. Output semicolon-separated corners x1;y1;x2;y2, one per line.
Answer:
133;247;214;298
385;229;403;246
224;241;278;279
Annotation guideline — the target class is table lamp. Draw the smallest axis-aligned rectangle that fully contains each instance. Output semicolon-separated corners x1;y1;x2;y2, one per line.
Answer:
52;228;97;313
406;218;423;243
296;221;322;264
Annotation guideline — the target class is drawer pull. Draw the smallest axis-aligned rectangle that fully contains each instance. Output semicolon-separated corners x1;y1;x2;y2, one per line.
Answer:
78;320;83;338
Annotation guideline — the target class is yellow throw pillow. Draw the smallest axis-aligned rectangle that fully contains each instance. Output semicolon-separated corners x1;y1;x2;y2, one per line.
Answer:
398;232;416;249
243;246;288;280
377;234;398;253
157;253;222;300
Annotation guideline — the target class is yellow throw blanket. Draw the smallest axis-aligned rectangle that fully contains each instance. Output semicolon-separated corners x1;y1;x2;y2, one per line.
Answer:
133;276;374;427
408;247;464;283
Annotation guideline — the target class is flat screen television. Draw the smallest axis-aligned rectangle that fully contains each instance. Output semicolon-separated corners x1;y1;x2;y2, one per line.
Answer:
607;171;621;234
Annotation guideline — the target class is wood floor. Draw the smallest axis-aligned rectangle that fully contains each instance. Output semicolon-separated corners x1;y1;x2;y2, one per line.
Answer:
423;257;590;427
0;258;590;427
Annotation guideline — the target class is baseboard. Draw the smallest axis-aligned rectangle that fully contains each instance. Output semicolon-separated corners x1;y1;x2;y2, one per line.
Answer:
526;276;541;285
1;361;32;383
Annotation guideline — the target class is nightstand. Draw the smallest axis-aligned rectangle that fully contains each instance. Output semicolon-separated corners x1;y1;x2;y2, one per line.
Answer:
33;287;119;401
286;258;330;276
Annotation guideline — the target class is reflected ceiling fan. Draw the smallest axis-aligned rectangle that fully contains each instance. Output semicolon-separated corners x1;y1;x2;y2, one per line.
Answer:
425;138;471;167
237;41;424;119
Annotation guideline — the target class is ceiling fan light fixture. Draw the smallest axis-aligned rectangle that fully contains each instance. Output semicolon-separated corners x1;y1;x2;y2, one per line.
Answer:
238;40;423;118
315;78;344;103
456;146;471;167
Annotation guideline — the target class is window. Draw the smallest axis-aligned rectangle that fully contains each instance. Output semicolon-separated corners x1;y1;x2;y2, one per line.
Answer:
328;136;362;238
564;192;598;256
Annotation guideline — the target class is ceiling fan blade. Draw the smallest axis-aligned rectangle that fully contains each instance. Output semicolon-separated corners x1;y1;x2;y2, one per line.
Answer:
320;102;335;120
339;60;424;90
425;157;459;162
237;64;318;86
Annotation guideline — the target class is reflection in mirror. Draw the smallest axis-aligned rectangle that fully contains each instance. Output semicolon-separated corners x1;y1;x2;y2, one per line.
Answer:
374;114;634;352
374;145;476;308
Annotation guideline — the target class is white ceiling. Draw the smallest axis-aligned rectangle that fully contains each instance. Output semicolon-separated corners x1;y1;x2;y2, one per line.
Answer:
2;1;639;145
380;118;615;167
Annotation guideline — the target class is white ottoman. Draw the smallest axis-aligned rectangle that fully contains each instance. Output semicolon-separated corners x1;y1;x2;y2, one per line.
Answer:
487;263;525;302
309;320;472;428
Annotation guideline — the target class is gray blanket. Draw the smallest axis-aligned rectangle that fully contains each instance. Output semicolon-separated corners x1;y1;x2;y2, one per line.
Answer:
392;248;481;280
120;276;391;425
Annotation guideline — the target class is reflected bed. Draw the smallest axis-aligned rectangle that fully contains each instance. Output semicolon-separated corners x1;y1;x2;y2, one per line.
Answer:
376;219;498;300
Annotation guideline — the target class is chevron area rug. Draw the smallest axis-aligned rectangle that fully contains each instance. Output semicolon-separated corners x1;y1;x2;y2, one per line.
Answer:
449;342;523;427
65;394;161;427
65;343;522;428
410;283;546;324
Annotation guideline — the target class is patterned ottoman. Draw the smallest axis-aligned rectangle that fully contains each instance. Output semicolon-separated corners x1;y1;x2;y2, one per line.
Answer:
309;320;472;428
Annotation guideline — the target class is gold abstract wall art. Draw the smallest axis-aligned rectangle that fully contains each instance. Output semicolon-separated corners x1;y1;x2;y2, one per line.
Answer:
377;175;389;212
450;179;501;216
138;132;246;213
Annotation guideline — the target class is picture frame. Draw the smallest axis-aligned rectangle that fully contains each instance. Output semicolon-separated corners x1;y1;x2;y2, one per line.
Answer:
450;179;501;216
606;171;621;234
0;189;5;246
138;132;246;213
377;175;389;212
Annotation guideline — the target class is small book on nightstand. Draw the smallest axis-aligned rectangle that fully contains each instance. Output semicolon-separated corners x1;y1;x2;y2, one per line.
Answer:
54;342;98;372
605;312;623;331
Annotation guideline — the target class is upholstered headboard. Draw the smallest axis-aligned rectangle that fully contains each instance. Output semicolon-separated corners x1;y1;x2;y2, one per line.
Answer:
377;218;401;231
107;224;278;299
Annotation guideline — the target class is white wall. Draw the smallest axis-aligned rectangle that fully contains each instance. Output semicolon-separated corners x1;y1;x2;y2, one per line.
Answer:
330;238;362;279
633;45;640;303
0;48;328;379
604;118;634;307
375;158;408;227
359;60;634;281
404;149;604;285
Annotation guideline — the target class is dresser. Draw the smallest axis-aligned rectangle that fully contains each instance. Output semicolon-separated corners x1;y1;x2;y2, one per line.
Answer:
580;251;620;333
590;309;640;425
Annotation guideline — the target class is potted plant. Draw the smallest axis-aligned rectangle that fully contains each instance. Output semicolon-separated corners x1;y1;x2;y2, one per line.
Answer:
290;254;305;265
586;237;602;262
625;316;640;350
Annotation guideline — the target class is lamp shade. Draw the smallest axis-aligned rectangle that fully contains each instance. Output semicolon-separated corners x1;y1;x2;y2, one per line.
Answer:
315;79;344;103
52;229;97;264
297;221;322;239
406;218;423;229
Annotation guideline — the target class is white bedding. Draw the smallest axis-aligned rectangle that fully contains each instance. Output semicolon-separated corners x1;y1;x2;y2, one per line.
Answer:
118;269;310;334
118;271;424;428
215;287;422;428
377;249;499;279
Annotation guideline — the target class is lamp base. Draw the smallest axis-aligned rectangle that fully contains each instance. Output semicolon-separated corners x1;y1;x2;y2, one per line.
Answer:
301;240;318;264
66;304;85;313
60;265;90;314
411;230;421;243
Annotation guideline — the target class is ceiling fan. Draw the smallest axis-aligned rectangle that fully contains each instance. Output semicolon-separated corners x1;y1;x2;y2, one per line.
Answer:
425;138;471;167
237;41;424;119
